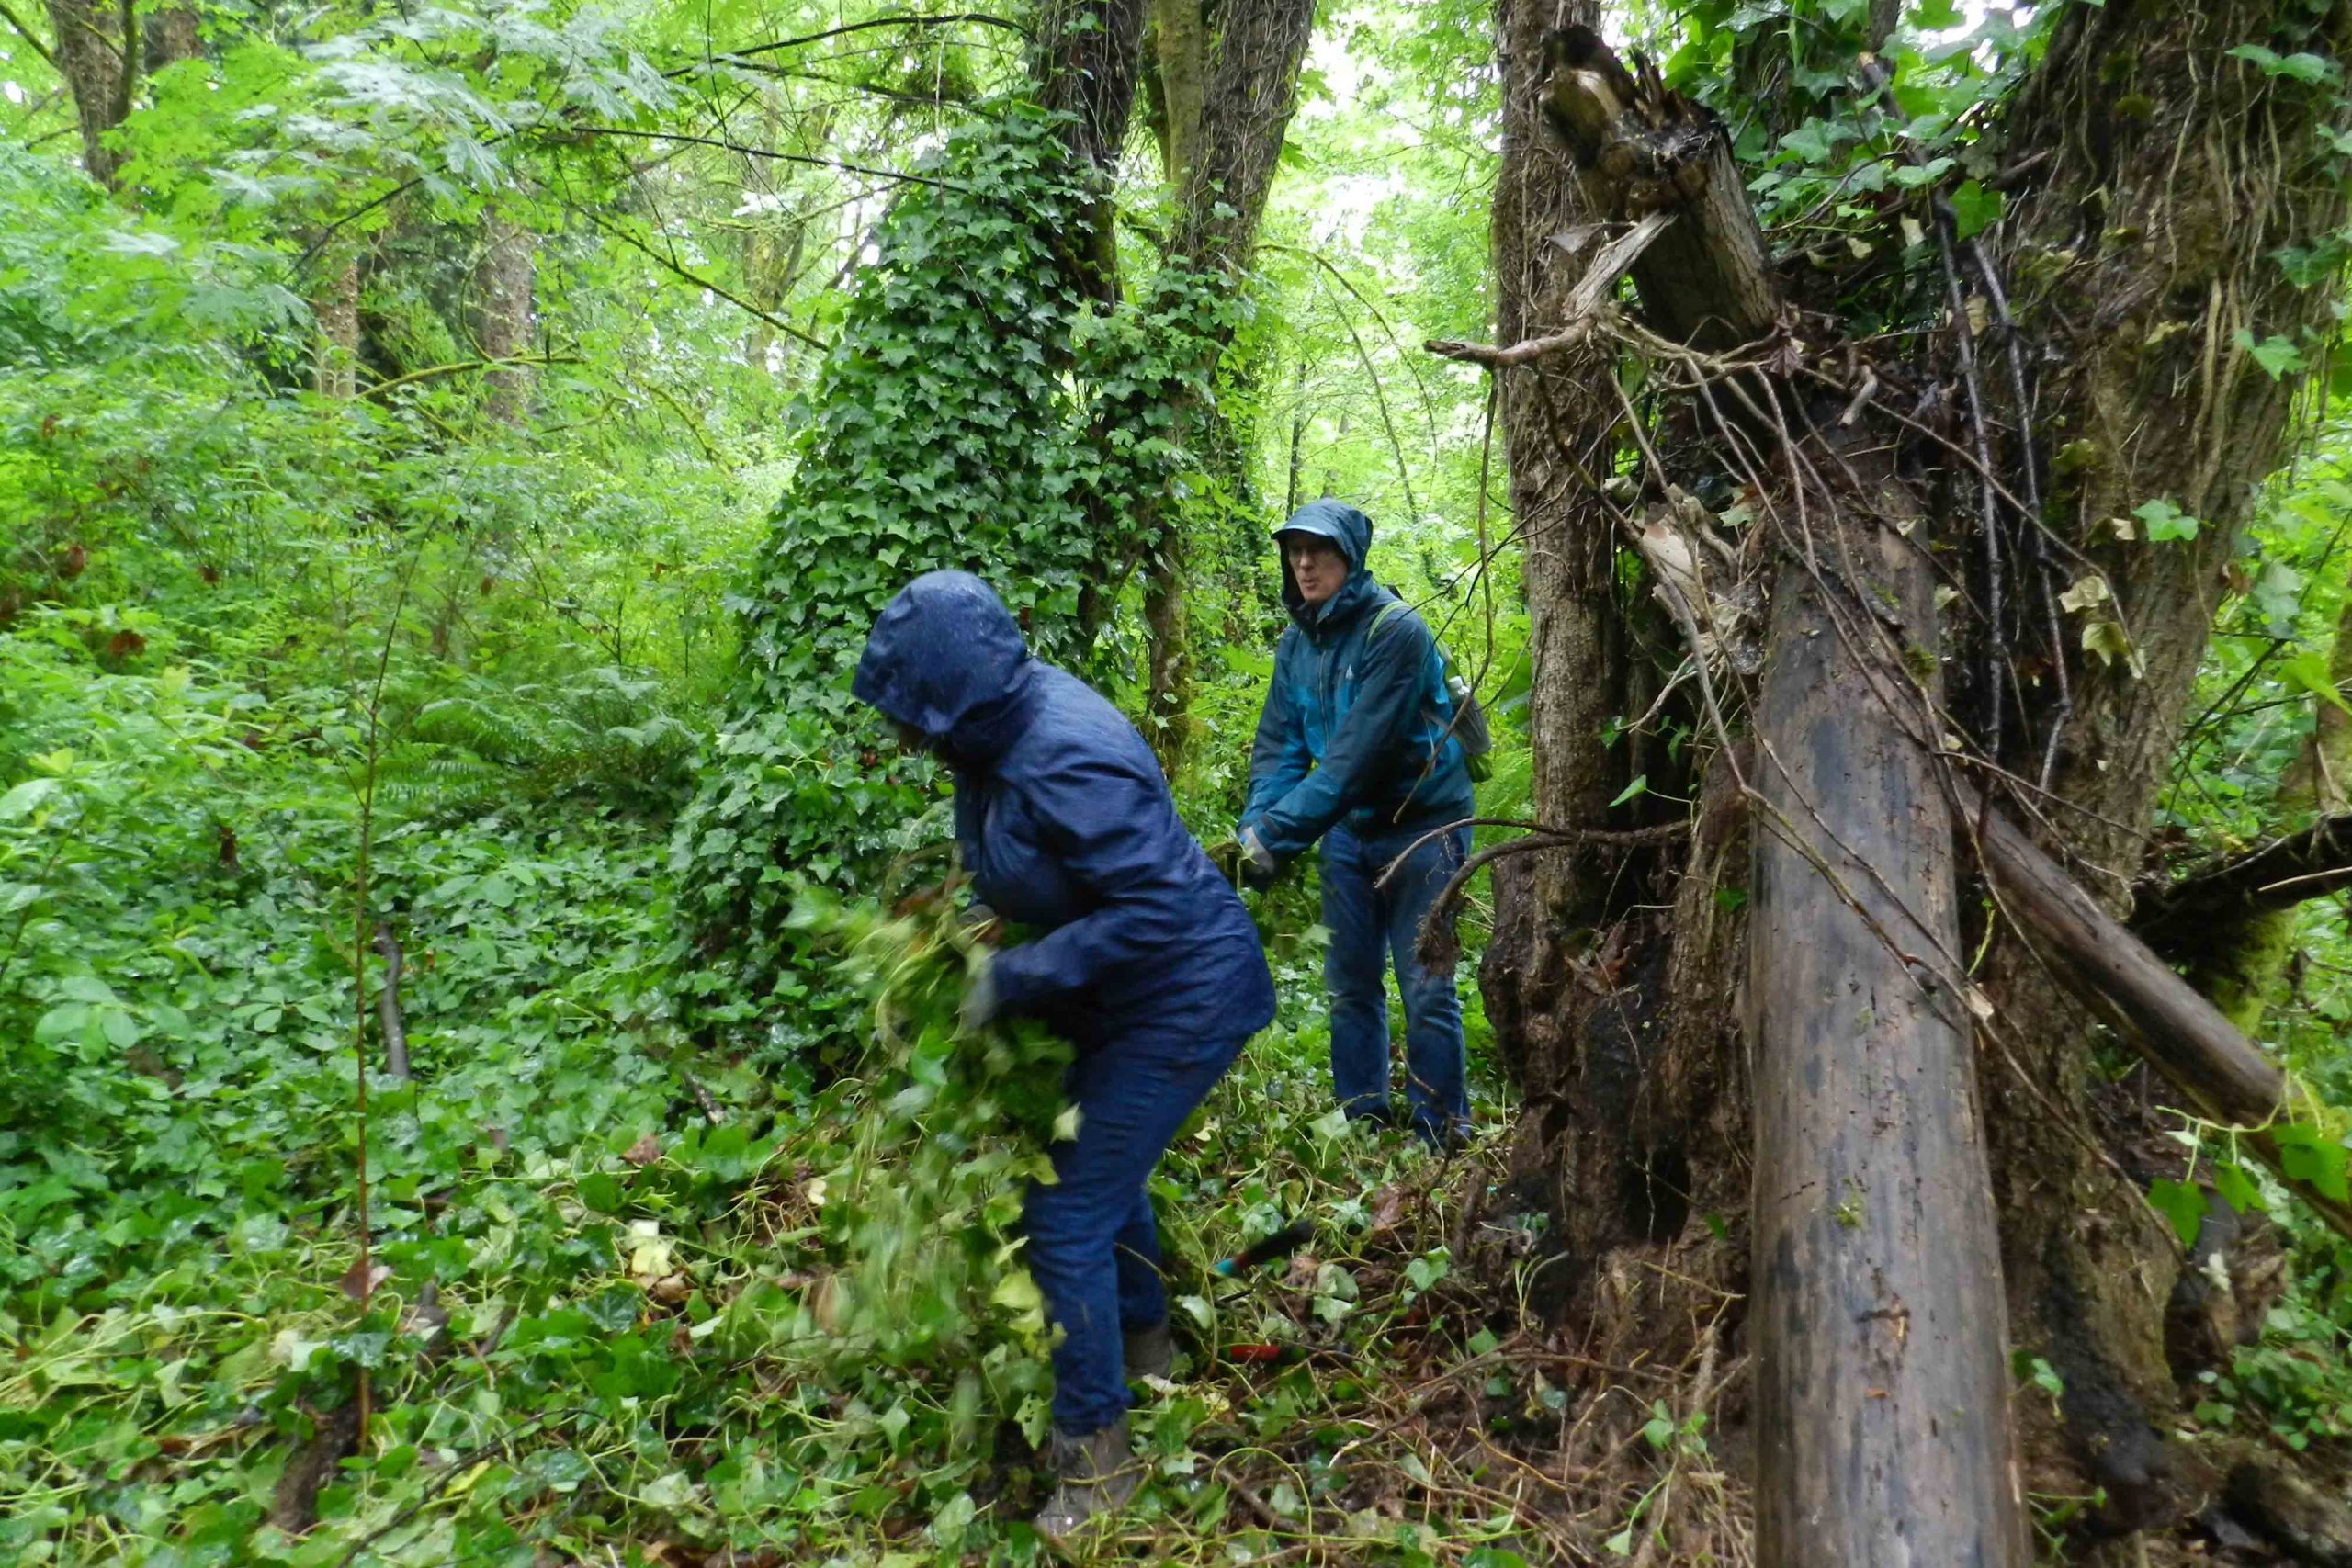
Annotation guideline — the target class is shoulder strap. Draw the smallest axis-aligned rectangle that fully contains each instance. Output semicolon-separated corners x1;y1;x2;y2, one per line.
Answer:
1368;599;1415;642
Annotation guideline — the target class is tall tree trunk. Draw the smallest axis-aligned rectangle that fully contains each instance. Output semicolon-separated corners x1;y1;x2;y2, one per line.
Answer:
472;208;537;425
311;249;361;400
43;0;129;186
147;0;196;67
1029;0;1148;306
1475;0;1646;1284
1150;0;1205;187
1132;0;1316;776
1967;0;2352;1524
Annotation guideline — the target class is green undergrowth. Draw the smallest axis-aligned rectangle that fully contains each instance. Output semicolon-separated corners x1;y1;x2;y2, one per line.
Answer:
0;615;1536;1565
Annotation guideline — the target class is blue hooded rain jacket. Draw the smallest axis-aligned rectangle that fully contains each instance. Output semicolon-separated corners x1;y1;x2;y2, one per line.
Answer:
1240;502;1476;860
853;571;1275;1055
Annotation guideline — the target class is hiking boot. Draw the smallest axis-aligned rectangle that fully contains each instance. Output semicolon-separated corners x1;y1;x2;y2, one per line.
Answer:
1032;1420;1140;1540
1124;1320;1173;1382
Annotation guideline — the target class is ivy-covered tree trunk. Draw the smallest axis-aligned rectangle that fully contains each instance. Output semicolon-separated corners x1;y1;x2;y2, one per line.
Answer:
1479;0;2352;1549
311;249;361;400
673;0;1163;1034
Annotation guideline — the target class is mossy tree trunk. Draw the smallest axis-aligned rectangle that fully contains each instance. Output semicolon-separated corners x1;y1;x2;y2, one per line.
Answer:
1481;0;2352;1549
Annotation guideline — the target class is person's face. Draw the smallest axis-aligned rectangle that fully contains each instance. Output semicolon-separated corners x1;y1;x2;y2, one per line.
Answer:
1284;536;1349;607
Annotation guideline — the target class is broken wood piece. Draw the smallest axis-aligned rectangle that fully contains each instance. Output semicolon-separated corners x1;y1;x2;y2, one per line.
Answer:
1967;798;2352;1244
1426;211;1674;368
373;922;411;1080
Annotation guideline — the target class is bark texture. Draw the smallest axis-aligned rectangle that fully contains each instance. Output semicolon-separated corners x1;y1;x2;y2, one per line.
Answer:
1133;0;1315;774
1476;0;1624;1089
44;0;129;186
472;208;538;425
1971;0;2352;1521
1478;0;2352;1548
1750;521;2025;1568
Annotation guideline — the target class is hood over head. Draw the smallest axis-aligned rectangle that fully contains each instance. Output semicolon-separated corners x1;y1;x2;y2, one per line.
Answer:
1272;500;1376;625
852;570;1034;764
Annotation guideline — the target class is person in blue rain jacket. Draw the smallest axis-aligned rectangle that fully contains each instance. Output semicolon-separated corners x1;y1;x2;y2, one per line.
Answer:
852;570;1275;1540
1235;500;1477;1149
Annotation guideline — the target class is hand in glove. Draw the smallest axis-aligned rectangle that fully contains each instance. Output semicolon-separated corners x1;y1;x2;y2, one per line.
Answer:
958;902;1004;948
1238;828;1280;891
958;953;999;1033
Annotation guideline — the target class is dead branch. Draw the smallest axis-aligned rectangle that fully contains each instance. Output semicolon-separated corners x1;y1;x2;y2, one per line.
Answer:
1426;210;1674;368
373;923;410;1080
1967;796;2352;1244
2133;810;2352;938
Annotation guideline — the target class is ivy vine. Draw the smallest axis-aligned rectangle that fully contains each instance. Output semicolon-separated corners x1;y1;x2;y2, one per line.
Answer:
671;106;1233;1048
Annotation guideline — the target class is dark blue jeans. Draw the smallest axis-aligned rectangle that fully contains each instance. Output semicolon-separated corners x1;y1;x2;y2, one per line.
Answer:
1321;822;1471;1145
1023;1029;1242;1436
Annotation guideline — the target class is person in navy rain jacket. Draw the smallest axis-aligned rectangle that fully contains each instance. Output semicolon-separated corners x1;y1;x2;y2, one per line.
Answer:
852;570;1276;1540
1234;500;1477;1149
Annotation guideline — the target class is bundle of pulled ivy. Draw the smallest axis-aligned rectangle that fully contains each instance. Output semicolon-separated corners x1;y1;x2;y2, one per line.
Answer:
758;882;1075;1448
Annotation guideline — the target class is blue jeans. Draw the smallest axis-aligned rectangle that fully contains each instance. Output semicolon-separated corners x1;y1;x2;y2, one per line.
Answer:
1023;1029;1242;1436
1321;822;1471;1145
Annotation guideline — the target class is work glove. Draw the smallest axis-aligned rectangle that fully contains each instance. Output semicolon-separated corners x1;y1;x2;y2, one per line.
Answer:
1238;827;1278;891
958;902;1004;947
959;953;999;1033
1211;829;1280;892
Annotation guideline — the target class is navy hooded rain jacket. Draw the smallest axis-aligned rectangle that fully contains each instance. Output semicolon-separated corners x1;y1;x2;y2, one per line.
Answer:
853;571;1275;1055
1240;502;1476;860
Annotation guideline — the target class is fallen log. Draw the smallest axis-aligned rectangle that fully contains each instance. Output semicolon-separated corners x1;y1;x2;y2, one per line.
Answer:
1750;519;2029;1568
1968;800;2352;1244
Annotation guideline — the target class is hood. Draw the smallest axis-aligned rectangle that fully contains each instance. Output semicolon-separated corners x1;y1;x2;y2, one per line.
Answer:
852;570;1035;763
1274;500;1378;632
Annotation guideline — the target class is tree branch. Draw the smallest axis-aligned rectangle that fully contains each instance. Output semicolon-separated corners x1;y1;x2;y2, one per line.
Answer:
582;212;831;352
357;355;582;401
1427;210;1675;367
2135;811;2352;938
662;11;1025;80
570;124;959;190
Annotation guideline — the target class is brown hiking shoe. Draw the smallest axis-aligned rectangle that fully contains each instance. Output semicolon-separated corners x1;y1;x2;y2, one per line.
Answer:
1032;1419;1140;1540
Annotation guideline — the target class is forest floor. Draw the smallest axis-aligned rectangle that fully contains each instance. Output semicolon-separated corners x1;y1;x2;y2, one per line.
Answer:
2;637;2345;1567
0;648;1730;1568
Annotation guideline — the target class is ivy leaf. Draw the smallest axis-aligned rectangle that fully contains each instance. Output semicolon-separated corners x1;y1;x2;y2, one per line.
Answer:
1892;157;1957;190
1947;179;2004;241
2211;1161;2263;1215
2232;328;2308;379
2147;1178;2207;1247
2133;499;2199;541
2227;44;2338;85
2281;651;2352;718
1609;773;1649;807
1777;120;1847;165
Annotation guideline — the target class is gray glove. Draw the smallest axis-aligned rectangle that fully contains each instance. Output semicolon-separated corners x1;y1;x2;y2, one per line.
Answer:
1238;827;1279;891
958;953;999;1033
